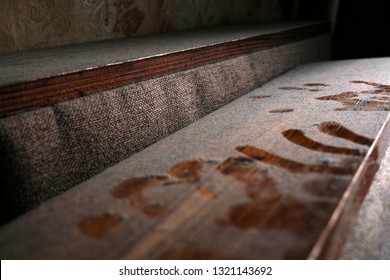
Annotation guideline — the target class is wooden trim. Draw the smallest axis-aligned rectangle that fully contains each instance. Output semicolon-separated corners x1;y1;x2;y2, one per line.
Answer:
0;22;329;118
309;113;390;259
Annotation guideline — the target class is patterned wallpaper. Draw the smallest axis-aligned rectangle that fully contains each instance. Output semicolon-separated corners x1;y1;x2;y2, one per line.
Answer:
0;0;283;55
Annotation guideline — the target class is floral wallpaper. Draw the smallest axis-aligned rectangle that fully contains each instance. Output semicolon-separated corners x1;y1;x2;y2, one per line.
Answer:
0;0;283;55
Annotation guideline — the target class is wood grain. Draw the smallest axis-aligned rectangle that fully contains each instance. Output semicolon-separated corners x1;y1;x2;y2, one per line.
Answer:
0;22;329;118
0;58;388;260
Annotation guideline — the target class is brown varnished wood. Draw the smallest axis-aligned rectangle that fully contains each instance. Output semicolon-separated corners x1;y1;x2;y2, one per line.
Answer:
0;22;329;118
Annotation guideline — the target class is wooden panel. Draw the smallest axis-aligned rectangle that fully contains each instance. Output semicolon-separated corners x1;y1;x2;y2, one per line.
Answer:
0;58;388;259
0;22;329;118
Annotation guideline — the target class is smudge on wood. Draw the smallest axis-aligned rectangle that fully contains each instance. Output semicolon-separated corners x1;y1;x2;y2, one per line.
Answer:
279;86;307;91
237;146;354;175
282;129;364;156
303;178;349;199
249;95;271;99
169;160;203;183
317;91;359;105
372;96;390;101
222;199;304;230
269;108;294;113
197;186;218;199
218;156;273;189
304;83;329;87
78;213;123;239
351;80;390;93
216;156;337;242
110;176;171;218
163;180;181;186
317;88;390;111
317;122;374;146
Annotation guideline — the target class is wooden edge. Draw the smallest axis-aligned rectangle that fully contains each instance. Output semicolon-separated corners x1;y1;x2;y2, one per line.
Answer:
309;113;390;259
0;22;330;118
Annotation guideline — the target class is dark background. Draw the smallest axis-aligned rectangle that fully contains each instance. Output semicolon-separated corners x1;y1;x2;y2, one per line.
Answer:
282;0;390;60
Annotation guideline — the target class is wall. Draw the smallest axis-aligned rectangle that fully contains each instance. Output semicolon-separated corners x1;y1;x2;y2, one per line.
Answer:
0;0;283;55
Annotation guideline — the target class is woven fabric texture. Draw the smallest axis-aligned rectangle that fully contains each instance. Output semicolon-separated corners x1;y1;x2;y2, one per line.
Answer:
0;35;330;224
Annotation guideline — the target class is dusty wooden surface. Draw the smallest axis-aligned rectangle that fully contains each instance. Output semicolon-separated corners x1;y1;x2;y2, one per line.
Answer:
0;58;389;259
